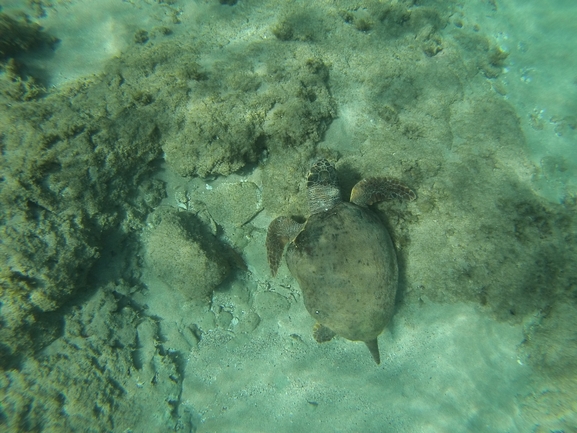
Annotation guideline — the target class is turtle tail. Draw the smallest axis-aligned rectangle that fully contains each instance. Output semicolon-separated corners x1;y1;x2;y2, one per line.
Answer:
365;339;381;365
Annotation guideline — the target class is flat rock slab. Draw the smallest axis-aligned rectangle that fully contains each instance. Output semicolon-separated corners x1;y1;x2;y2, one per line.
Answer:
204;181;262;228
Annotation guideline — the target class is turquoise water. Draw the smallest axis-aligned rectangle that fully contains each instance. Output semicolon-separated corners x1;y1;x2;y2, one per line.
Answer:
1;1;576;432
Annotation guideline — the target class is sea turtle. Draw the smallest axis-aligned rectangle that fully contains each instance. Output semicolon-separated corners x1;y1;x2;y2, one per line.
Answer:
266;158;416;364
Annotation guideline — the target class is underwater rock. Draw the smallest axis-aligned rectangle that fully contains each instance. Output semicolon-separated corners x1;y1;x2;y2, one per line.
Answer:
0;12;57;61
0;283;187;432
144;209;230;302
163;51;335;178
204;181;262;228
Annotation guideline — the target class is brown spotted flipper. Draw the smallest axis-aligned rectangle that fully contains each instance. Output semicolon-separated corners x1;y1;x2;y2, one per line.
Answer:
313;323;336;343
266;216;304;276
365;339;381;364
350;177;416;207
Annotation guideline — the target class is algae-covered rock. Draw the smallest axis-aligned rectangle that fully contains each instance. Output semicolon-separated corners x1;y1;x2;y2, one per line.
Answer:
0;12;57;61
0;11;58;101
144;209;230;301
0;46;165;366
164;93;263;177
163;49;335;178
0;282;190;432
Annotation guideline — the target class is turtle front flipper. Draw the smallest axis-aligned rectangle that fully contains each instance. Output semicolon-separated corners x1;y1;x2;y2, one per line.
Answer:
266;216;304;276
350;177;416;207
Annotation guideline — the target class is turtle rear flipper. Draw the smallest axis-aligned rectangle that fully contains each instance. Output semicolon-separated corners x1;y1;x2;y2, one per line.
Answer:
266;216;304;276
351;177;416;207
313;323;336;343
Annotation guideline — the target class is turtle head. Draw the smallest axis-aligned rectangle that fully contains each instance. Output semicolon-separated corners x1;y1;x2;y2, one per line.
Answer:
306;159;341;214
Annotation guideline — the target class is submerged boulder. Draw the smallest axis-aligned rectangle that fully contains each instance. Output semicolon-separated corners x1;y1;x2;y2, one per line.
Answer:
144;209;230;302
